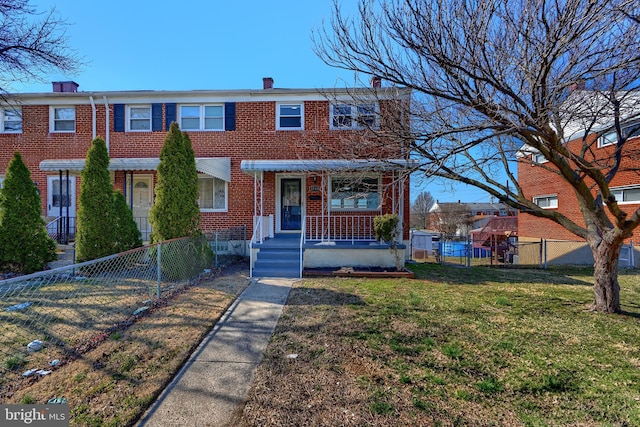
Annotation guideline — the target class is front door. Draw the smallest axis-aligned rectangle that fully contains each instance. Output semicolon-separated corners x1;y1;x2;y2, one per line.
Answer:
280;178;302;231
47;176;76;218
127;175;153;240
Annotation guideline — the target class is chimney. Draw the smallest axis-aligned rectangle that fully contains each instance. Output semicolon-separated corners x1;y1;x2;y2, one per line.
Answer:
263;77;274;90
52;81;79;93
370;75;382;88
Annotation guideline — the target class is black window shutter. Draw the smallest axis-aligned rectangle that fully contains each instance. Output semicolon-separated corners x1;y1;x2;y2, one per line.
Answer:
224;102;236;131
165;103;177;129
152;103;162;131
114;104;125;132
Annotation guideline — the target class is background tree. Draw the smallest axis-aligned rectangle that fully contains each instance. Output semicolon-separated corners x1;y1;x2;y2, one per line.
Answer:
410;191;434;229
0;0;80;93
0;152;56;273
112;190;142;253
431;203;473;239
75;137;115;262
314;0;640;313
149;123;200;242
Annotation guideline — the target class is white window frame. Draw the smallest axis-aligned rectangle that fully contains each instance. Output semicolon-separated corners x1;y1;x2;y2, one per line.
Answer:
276;103;303;130
329;175;381;211
533;194;558;209
532;152;547;164
0;107;22;133
127;105;152;132
197;174;228;212
50;106;76;132
610;185;640;205
179;104;224;131
598;121;640;148
330;102;378;130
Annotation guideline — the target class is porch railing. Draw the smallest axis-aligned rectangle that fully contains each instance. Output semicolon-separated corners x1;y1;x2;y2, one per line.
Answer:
306;215;377;243
46;216;76;244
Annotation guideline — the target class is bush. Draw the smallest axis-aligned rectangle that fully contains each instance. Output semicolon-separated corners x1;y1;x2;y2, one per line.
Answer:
75;138;116;262
0;152;56;273
149;123;200;242
112;191;142;253
374;213;400;243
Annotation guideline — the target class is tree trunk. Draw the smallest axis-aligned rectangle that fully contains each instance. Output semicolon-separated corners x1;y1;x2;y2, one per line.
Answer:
590;239;623;314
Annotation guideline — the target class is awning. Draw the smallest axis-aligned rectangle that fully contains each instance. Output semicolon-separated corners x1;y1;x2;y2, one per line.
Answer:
39;157;231;181
240;159;417;176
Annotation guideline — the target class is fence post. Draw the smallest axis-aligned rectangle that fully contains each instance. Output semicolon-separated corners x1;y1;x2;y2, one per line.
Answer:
466;233;471;268
157;242;162;299
215;231;219;269
243;225;247;257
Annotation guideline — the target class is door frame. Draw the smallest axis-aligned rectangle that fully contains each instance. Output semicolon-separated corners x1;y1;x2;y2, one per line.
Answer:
47;175;76;218
275;174;305;233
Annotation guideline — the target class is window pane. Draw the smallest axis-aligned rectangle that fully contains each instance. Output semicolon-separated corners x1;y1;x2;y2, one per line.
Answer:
181;117;200;130
204;117;223;130
198;177;214;209
4;108;21;132
333;105;351;115
130;119;150;130
280;117;301;128
214;178;226;209
205;105;223;117
55;108;75;120
130;108;150;119
181;106;199;117
331;177;379;210
280;105;301;116
623;188;640;202
55;120;75;131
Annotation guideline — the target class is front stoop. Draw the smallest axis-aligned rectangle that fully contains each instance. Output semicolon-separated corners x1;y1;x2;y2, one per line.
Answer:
252;234;301;278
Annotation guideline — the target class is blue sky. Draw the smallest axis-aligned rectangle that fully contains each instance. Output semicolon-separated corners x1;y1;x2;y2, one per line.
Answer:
18;0;489;203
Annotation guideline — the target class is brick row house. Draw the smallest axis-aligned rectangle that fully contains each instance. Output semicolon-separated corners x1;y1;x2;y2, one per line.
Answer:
0;78;413;277
517;91;639;267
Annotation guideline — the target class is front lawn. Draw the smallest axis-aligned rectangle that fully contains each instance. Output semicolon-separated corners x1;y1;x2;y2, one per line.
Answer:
237;264;640;426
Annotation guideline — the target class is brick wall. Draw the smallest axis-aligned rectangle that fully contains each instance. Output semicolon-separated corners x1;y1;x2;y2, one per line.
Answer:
518;135;640;243
0;94;411;238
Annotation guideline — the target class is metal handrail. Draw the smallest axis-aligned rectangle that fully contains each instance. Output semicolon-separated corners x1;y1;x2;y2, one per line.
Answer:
249;216;263;278
299;208;306;278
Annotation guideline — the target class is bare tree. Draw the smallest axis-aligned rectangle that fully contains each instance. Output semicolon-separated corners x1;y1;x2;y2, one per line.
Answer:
410;191;434;229
0;0;80;92
314;0;640;313
431;202;472;239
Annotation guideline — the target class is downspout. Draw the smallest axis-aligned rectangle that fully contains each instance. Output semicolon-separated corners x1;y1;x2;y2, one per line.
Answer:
103;96;110;153
89;96;96;139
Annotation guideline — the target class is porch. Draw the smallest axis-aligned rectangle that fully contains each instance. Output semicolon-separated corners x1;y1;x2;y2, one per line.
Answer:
243;158;414;278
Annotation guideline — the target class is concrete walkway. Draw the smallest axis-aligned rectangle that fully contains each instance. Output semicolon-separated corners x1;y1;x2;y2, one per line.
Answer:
136;277;295;427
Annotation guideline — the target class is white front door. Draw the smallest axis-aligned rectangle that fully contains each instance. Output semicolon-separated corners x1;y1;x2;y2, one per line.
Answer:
47;176;76;218
127;175;153;240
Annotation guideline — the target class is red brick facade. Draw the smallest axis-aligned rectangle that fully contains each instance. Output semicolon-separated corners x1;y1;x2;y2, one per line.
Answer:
518;134;640;243
0;83;411;240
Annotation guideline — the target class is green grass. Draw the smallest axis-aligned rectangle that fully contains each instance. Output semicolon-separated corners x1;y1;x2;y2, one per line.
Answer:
253;263;640;425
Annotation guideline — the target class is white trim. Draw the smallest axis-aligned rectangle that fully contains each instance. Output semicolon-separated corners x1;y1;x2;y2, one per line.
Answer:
198;174;228;212
47;175;76;217
49;106;76;133
531;153;547;164
276;102;304;130
610;185;640;205
275;174;305;233
126;105;152;132
178;104;224;131
0;106;22;133
533;194;558;209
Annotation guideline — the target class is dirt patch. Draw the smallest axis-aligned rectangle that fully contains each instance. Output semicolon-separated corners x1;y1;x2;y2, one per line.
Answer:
1;261;250;426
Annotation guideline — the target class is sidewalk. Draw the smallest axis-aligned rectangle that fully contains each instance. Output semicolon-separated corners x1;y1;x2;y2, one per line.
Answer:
136;277;295;427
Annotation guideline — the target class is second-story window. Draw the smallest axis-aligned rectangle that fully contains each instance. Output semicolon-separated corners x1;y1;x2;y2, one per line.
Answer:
331;103;378;130
598;121;640;148
1;107;21;133
51;107;75;132
277;103;303;130
180;105;224;131
128;106;151;131
533;195;558;209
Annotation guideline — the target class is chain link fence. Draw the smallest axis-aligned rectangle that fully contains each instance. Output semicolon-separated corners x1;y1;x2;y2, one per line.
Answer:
410;231;637;269
0;229;246;393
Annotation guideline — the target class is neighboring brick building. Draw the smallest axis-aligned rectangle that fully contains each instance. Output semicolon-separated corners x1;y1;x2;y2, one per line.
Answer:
0;78;413;276
517;92;640;265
